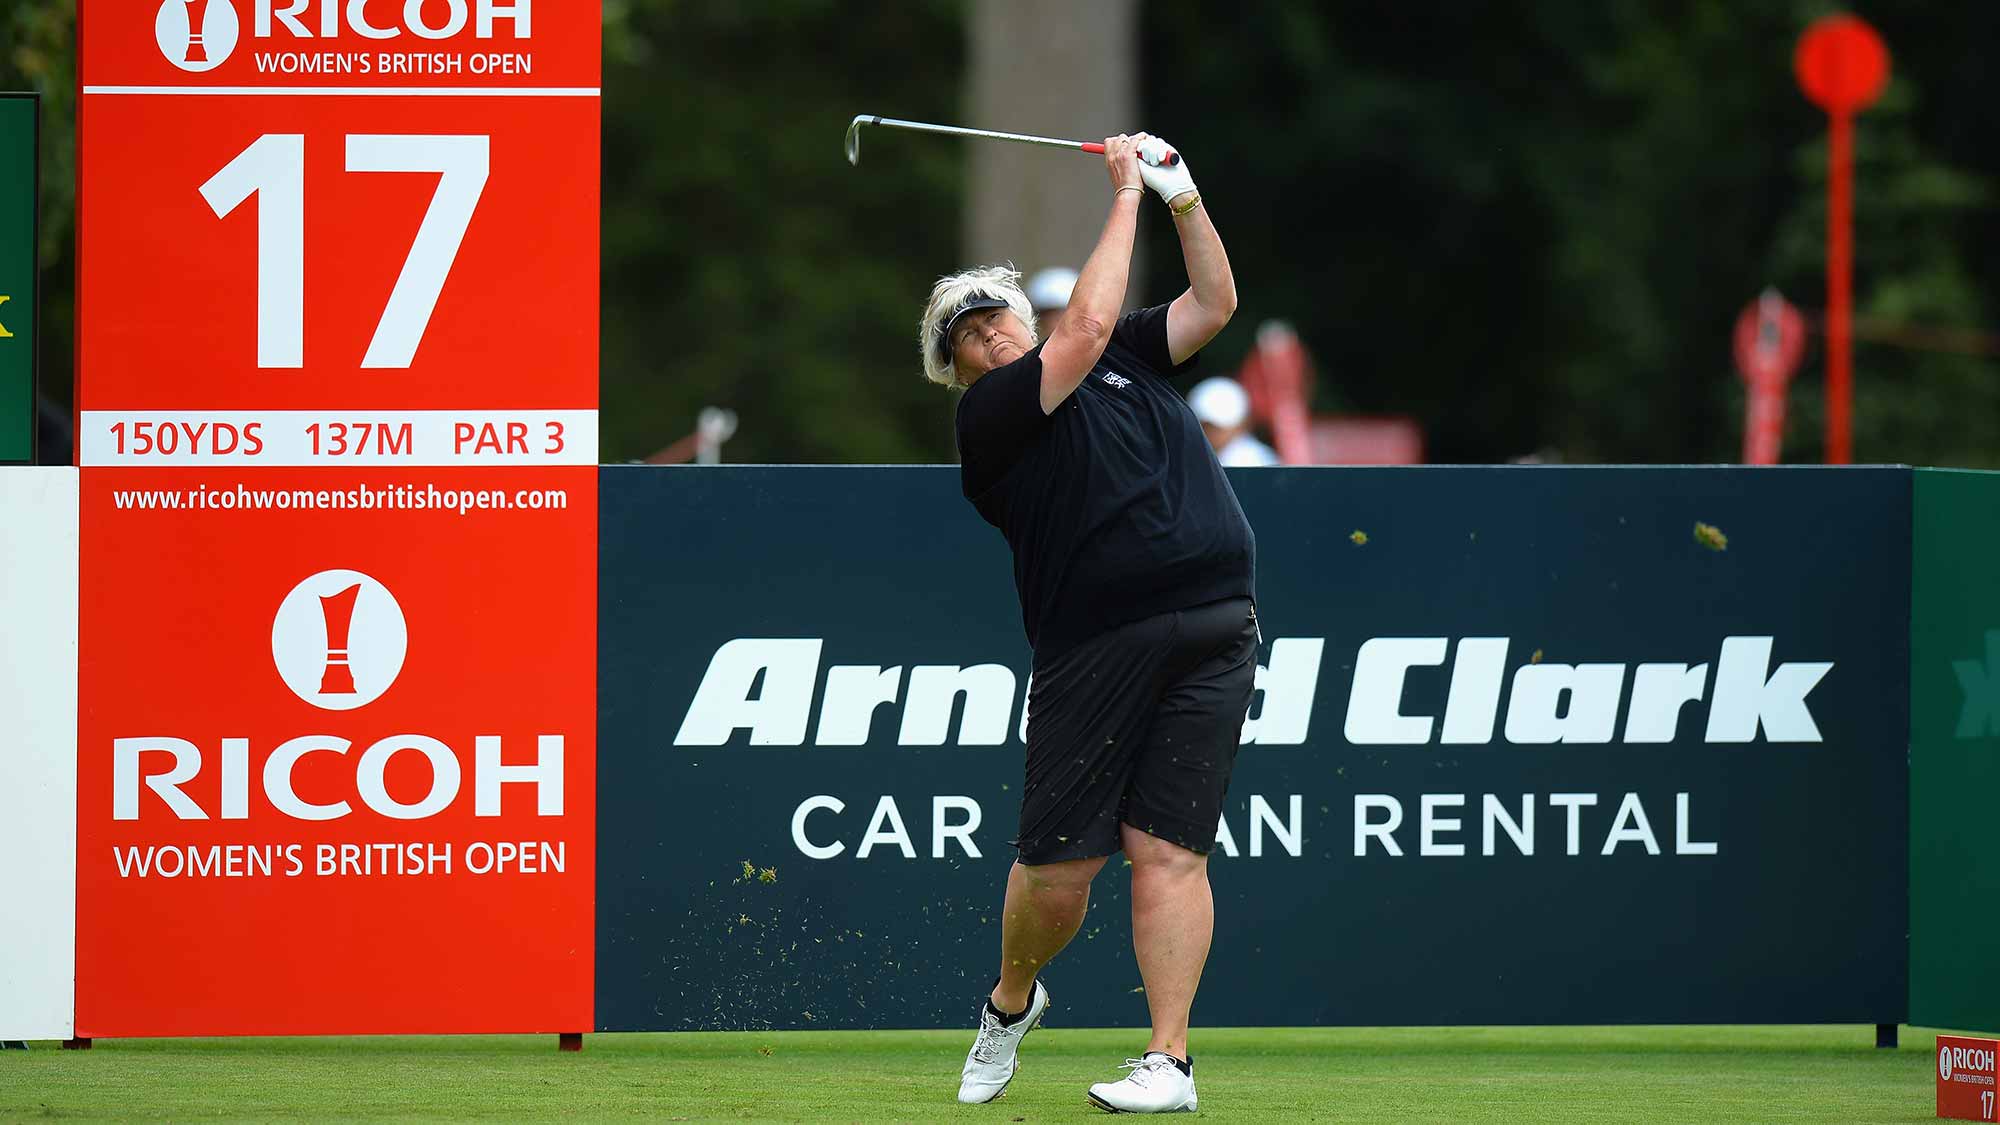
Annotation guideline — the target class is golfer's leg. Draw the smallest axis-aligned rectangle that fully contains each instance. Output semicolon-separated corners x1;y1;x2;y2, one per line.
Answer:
1001;613;1178;1013
991;854;1108;1012
1122;824;1213;1059
1116;597;1257;1060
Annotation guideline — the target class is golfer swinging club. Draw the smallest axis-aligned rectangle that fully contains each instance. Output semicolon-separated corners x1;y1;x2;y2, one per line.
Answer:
919;133;1252;1114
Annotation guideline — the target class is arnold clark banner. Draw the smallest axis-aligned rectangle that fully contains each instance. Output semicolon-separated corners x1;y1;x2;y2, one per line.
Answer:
597;465;1910;1031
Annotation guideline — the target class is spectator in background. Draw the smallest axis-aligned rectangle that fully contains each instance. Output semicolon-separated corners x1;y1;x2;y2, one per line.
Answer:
1188;377;1279;466
1025;266;1079;335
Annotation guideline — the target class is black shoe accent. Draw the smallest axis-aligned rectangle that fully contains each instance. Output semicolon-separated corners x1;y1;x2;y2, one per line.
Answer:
985;978;1038;1027
985;999;1028;1027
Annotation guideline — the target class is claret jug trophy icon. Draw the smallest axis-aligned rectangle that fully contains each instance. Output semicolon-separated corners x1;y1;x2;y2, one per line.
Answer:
181;0;211;66
317;583;362;695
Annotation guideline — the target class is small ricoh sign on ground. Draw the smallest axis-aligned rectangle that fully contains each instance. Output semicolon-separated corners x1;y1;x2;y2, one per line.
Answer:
1938;1036;1999;1122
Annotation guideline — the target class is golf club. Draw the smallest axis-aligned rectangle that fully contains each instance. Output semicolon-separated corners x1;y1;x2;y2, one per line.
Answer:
845;114;1179;168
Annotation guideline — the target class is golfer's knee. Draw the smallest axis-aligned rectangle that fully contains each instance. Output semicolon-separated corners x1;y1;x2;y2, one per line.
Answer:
1018;855;1106;895
1123;826;1208;879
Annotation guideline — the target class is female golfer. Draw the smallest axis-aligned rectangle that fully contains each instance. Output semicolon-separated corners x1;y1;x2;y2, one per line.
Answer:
920;133;1252;1114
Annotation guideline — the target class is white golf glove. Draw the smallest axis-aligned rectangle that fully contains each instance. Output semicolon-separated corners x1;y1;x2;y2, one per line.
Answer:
1137;136;1197;208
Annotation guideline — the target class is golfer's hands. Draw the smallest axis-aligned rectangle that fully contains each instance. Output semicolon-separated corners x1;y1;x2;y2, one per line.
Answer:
1104;134;1144;197
1136;134;1197;209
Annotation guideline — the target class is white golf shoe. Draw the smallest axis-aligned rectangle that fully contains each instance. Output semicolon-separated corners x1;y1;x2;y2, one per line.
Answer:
1086;1052;1198;1114
956;979;1051;1104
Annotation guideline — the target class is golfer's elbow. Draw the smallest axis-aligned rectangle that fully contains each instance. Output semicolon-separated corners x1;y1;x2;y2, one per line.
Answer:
1056;310;1113;351
1194;289;1237;338
1203;261;1239;318
1207;286;1238;324
1056;308;1120;356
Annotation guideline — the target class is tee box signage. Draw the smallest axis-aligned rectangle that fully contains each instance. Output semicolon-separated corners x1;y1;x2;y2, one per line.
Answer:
594;466;1909;1032
74;0;599;1036
1939;1036;2000;1123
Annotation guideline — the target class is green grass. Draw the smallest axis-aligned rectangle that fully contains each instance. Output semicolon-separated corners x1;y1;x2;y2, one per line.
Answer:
0;1025;1975;1122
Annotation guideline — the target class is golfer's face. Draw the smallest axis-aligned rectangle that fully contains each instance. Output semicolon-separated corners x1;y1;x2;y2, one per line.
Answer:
953;308;1033;380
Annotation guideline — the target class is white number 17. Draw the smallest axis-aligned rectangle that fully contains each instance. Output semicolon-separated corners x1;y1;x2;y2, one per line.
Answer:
200;133;490;369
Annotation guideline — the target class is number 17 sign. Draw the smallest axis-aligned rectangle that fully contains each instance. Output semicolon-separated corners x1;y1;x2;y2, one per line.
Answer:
80;0;598;428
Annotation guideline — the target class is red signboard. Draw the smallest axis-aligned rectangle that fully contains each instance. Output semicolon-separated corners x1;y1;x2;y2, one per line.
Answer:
75;467;596;1035
1306;416;1425;465
76;0;599;1036
78;95;597;413
78;0;598;420
1733;289;1807;466
1939;1036;2000;1123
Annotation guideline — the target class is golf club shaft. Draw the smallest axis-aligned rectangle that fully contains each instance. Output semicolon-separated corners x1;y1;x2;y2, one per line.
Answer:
847;115;1177;165
864;116;1104;155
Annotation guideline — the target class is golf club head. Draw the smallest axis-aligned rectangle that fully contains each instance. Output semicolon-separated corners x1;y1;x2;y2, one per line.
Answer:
844;115;870;166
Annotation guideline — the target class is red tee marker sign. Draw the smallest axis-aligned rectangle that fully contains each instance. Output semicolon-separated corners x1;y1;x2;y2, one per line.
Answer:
1733;289;1807;465
1938;1036;1999;1122
1793;14;1889;465
74;0;600;1038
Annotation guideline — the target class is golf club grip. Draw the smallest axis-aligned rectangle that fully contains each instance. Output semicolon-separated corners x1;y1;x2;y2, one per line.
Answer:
1078;142;1182;166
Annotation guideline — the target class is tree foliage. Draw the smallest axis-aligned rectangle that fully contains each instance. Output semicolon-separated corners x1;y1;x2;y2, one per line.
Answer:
1143;0;2000;465
600;0;967;463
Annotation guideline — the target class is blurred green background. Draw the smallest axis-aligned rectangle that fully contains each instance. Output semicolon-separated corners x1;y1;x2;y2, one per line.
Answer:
5;0;1995;465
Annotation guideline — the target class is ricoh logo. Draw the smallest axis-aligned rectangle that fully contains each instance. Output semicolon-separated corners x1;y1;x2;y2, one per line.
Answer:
272;569;406;710
156;0;242;72
253;0;531;41
114;568;562;822
155;0;532;68
673;634;1832;748
1940;1043;1997;1081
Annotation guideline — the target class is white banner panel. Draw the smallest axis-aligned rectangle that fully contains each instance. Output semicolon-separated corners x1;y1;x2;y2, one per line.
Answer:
0;467;79;1040
79;410;599;467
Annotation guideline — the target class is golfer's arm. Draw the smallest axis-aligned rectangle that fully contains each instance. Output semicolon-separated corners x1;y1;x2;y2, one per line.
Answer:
1165;200;1237;366
1039;192;1142;414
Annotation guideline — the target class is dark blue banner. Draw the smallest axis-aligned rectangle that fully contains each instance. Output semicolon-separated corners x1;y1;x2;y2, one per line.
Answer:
596;466;1909;1030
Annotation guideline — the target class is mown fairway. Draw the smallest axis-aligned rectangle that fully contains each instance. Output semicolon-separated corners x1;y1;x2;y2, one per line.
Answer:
0;1024;1968;1122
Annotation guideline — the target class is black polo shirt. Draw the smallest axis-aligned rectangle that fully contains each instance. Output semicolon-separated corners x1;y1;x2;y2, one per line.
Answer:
955;304;1257;658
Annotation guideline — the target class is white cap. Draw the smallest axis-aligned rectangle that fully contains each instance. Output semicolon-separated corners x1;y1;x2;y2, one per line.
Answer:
1188;377;1251;428
1025;267;1079;312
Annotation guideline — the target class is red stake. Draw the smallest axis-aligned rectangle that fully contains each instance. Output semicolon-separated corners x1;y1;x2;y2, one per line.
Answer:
1825;112;1854;464
1794;15;1889;464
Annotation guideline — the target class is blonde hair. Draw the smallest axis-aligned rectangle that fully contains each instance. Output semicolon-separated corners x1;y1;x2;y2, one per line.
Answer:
917;264;1039;387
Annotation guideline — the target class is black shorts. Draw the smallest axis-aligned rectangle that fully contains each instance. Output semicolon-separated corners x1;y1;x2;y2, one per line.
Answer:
1013;597;1258;865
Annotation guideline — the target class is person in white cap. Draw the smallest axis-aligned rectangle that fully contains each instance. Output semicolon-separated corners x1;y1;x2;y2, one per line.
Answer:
1188;377;1280;466
1025;266;1079;335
